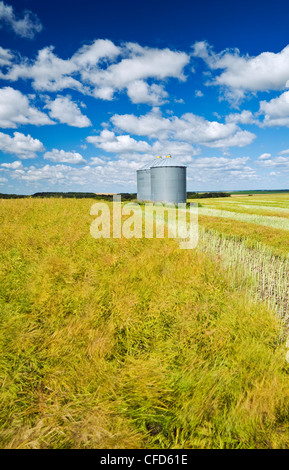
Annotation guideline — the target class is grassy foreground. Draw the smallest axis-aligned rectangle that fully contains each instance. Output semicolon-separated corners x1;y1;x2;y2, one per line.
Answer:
1;198;289;449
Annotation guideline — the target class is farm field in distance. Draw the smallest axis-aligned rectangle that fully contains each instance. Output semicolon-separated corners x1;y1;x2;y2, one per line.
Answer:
1;194;289;449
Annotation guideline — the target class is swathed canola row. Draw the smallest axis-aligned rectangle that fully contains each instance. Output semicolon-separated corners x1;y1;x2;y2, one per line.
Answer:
193;195;289;335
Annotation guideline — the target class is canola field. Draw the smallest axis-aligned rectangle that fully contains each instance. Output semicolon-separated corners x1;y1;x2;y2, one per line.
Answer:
1;194;289;449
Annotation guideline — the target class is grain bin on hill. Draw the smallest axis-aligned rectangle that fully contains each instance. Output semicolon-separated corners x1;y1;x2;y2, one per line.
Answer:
150;156;187;204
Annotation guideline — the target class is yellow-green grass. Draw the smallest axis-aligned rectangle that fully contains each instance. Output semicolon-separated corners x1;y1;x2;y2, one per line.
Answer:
1;199;289;448
196;193;289;216
197;207;289;231
200;204;289;219
198;215;289;258
187;193;289;208
186;194;289;257
196;228;289;323
163;207;289;323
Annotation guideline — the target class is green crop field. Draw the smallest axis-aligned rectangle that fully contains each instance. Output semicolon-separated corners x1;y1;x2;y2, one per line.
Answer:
1;195;289;449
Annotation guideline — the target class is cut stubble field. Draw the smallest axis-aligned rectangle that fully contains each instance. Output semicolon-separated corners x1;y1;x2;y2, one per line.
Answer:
1;195;289;449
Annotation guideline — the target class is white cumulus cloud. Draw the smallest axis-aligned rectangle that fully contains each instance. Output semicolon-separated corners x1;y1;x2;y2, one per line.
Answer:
4;154;258;192
0;46;13;66
259;91;289;127
9;160;140;189
0;131;44;158
1;160;23;169
258;153;271;160
111;109;256;148
279;149;289;155
0;40;190;105
1;46;84;92
225;110;257;125
192;41;289;100
0;1;42;38
43;149;86;164
71;39;120;68
185;156;257;184
44;95;92;127
258;155;289;169
0;86;54;128
151;140;199;158
87;130;151;153
85;43;189;102
126;80;168;105
88;156;106;165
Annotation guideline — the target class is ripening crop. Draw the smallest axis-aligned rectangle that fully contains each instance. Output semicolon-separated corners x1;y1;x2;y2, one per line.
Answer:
1;197;289;449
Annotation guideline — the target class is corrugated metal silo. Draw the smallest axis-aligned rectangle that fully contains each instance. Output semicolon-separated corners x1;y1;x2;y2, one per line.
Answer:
150;156;187;204
136;161;151;201
137;157;162;201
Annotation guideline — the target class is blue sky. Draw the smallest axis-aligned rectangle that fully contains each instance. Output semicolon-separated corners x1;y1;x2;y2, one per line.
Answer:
1;0;289;193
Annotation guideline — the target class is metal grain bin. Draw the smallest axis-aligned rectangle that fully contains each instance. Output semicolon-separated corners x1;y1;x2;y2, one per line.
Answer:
137;157;162;201
150;156;187;204
137;162;151;201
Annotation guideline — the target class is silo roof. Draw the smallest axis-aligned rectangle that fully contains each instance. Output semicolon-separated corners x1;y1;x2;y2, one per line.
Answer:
137;158;162;170
151;157;186;168
138;157;186;170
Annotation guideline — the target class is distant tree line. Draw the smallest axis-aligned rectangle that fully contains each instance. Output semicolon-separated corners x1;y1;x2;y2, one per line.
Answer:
232;190;289;194
32;192;115;200
0;193;27;199
0;192;137;201
187;191;231;199
0;191;232;200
